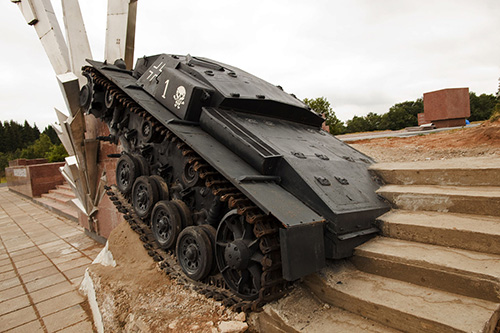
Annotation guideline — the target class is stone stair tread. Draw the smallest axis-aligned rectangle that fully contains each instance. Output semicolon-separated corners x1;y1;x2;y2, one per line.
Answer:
57;183;72;191
305;263;500;333
252;286;400;333
50;188;76;198
371;157;500;171
377;210;500;255
378;184;500;197
355;237;500;283
42;192;72;204
377;185;500;216
379;210;500;234
34;197;78;221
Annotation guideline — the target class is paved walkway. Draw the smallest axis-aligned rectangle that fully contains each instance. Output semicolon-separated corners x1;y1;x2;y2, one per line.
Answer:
0;187;103;332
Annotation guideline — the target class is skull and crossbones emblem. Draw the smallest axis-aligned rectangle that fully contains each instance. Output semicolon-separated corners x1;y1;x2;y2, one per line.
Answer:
173;86;186;109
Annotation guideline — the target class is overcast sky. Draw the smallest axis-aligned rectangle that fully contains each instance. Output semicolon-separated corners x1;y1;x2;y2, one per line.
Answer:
1;0;499;130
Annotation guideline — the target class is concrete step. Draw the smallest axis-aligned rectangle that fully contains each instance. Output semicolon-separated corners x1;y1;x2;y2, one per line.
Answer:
34;197;79;222
370;157;500;186
304;262;500;333
353;237;500;302
250;286;400;333
377;185;500;216
377;210;500;255
41;192;72;204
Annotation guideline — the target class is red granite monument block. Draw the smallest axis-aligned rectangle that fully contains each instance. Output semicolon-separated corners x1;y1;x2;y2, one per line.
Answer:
423;88;470;128
6;160;64;198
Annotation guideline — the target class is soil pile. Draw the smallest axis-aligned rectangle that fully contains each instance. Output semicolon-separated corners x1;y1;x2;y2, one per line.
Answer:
350;120;500;162
86;222;247;332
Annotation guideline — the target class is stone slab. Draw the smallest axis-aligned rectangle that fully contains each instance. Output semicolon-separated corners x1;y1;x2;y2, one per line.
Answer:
377;185;500;216
370;157;500;186
377;210;500;254
305;263;500;333
354;236;500;302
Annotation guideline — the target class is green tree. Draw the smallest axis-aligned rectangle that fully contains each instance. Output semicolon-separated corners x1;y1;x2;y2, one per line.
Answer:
379;100;422;130
42;125;61;145
469;92;497;121
303;97;345;134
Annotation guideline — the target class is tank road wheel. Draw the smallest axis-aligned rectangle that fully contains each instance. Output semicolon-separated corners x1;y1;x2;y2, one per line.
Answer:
176;226;213;281
151;201;182;249
171;199;193;227
150;175;170;201
116;154;139;195
215;210;262;300
132;176;159;219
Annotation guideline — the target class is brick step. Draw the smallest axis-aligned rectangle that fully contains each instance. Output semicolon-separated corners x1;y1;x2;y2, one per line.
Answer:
41;192;73;204
377;185;500;217
251;286;399;332
370;157;500;186
34;197;78;222
377;210;500;254
353;237;500;302
304;262;500;333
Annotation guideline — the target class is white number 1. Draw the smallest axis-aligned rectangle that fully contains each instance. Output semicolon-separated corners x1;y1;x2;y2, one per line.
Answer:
161;79;170;99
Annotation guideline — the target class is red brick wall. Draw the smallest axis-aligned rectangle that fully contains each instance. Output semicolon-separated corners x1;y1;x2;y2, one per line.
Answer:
79;121;124;239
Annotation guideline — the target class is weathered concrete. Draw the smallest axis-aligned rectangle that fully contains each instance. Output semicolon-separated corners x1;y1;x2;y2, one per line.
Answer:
377;185;500;216
305;262;500;333
370;157;500;186
353;236;500;302
377;210;500;254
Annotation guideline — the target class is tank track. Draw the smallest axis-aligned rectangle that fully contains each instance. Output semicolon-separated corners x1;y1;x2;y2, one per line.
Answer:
84;66;289;312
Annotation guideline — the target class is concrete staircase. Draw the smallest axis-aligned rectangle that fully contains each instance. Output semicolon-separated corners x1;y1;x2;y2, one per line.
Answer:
34;182;79;222
253;157;500;332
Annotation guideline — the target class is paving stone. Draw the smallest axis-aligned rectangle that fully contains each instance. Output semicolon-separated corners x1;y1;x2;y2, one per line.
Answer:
0;294;31;316
0;263;14;274
14;255;51;269
36;291;84;317
0;270;17;281
56;319;94;332
7;319;43;333
16;259;53;275
0;258;11;267
43;304;87;332
10;248;43;262
0;276;21;292
63;264;89;280
21;266;60;283
0;305;37;331
52;252;85;265
0;285;25;302
56;257;92;272
38;240;66;251
30;281;74;304
24;273;66;293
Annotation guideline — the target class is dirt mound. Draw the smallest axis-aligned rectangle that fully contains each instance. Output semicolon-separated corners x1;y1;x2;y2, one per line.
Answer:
350;120;500;162
87;221;247;332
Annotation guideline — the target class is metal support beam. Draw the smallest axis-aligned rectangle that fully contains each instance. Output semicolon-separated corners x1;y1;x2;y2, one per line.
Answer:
62;0;93;86
12;0;70;75
105;0;137;69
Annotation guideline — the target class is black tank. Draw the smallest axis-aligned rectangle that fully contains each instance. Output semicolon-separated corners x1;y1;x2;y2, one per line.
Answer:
80;54;389;305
